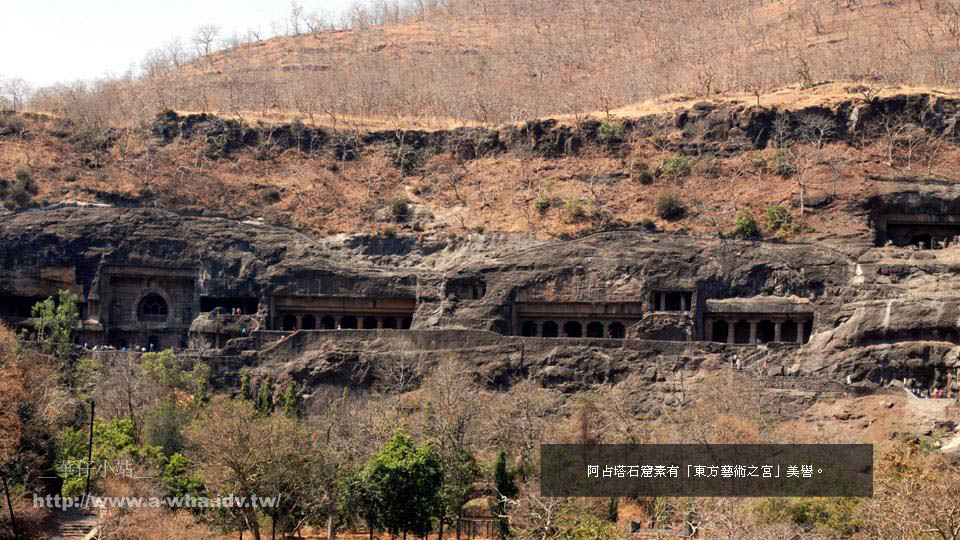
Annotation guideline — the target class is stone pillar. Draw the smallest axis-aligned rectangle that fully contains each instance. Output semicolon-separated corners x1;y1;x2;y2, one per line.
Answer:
749;320;758;344
335;316;342;330
376;318;384;329
704;319;714;341
680;294;688;312
296;314;303;329
774;321;782;342
658;293;665;312
796;319;804;344
727;320;736;344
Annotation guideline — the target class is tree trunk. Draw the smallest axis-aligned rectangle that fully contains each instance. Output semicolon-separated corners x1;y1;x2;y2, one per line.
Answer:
271;515;275;540
2;474;16;537
327;515;335;540
437;509;444;540
244;508;261;540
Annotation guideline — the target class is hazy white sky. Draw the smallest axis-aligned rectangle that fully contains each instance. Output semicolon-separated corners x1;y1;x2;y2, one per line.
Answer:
1;0;356;87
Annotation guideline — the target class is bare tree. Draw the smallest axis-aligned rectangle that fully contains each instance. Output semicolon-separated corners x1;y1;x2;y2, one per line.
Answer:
192;24;221;56
0;77;31;111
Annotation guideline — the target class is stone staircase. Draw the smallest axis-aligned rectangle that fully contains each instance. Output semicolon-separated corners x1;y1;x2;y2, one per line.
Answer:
49;507;98;539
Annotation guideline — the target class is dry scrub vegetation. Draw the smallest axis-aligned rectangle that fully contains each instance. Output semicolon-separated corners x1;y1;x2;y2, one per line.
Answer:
2;89;958;241
8;0;960;127
2;0;960;239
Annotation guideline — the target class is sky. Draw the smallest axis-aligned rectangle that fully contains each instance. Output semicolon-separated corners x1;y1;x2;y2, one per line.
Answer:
1;0;357;87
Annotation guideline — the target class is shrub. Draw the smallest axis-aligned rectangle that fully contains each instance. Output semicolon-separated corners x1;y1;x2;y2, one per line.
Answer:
532;192;550;214
768;147;794;176
631;160;654;184
562;196;587;223
6;171;37;209
597;120;624;149
203;134;228;159
766;204;794;235
391;196;410;221
640;217;656;231
661;155;693;178
383;225;397;237
260;187;281;204
755;497;860;536
730;208;759;238
388;141;426;175
655;190;685;220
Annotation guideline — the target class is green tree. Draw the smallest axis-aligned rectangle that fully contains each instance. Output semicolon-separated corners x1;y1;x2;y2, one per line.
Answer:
281;380;304;419
239;372;253;401
140;349;209;453
493;449;518;539
363;430;443;538
141;349;210;404
30;290;79;357
256;375;275;415
55;417;154;497
159;452;205;500
438;449;480;539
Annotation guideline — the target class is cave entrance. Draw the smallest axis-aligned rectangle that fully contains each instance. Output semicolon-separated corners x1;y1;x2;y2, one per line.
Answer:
712;320;729;342
733;320;751;344
586;321;605;338
0;295;46;318
563;321;583;338
542;321;559;337
781;320;798;343
609;322;626;339
521;321;538;337
909;233;933;250
301;314;316;330
881;218;960;249
757;320;776;343
200;297;258;314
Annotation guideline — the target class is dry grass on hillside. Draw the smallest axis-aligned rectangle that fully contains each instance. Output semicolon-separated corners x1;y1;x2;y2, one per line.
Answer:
4;85;960;243
22;0;960;131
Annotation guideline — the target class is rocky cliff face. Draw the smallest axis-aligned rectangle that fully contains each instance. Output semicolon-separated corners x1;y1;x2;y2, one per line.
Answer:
149;92;960;162
3;203;958;417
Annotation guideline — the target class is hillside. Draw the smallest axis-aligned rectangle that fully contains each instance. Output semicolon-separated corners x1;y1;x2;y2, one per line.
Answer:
27;0;960;128
4;83;960;242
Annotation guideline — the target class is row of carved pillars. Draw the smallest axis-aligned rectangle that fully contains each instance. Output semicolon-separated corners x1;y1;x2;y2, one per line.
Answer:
278;313;412;331
518;319;627;339
705;317;811;344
